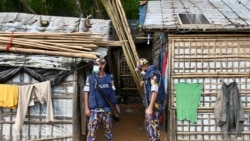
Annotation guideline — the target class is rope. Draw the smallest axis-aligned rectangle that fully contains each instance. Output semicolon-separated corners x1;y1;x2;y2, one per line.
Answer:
6;32;14;51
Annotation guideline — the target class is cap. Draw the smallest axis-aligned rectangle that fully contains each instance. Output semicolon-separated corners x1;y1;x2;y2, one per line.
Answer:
135;58;148;71
95;57;106;65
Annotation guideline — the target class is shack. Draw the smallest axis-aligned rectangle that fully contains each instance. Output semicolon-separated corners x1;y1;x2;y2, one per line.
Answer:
140;0;250;140
0;12;119;141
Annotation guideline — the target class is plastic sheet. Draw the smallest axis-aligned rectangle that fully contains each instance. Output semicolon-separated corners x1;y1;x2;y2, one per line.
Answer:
0;67;70;86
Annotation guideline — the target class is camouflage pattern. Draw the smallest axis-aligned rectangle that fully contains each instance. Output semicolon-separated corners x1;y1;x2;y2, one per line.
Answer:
87;109;113;141
144;102;162;141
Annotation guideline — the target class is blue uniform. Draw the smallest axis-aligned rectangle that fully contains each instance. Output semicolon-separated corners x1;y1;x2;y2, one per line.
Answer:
143;65;166;141
84;73;116;141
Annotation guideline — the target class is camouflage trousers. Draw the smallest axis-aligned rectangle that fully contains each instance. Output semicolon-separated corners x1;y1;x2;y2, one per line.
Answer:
144;102;162;141
86;111;113;141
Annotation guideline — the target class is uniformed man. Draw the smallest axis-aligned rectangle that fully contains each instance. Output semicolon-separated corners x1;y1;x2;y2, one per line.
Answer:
135;58;166;141
84;57;117;141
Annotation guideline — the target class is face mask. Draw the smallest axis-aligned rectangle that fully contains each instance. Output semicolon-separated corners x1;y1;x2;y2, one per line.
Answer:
93;65;100;73
140;70;146;76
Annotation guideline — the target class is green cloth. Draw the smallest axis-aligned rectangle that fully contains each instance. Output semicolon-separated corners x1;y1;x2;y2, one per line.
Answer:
175;82;202;123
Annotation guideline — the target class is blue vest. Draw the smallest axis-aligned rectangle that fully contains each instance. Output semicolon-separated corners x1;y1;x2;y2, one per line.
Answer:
143;65;166;107
88;74;117;109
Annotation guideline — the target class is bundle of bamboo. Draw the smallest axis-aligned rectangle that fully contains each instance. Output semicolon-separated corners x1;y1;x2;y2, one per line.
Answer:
0;32;121;59
101;0;143;96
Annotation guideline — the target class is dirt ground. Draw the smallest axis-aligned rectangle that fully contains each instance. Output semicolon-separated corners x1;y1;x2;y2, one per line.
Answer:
95;104;168;141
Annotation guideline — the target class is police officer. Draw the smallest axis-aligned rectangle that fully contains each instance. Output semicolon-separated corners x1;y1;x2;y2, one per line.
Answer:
135;58;166;141
84;57;117;141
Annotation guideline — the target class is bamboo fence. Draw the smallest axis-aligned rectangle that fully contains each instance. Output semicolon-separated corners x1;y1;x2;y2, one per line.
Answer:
168;35;250;141
101;0;143;96
0;32;121;59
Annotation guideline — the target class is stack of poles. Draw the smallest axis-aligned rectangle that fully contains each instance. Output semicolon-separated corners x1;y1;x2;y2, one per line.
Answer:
0;32;121;59
101;0;143;97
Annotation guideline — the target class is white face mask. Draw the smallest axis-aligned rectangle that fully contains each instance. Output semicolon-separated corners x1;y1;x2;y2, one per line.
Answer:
140;70;146;76
93;65;100;73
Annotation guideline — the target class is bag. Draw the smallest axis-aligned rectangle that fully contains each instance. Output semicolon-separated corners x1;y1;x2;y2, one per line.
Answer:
111;104;120;121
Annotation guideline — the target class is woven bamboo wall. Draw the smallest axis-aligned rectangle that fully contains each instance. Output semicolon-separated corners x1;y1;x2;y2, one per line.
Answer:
168;34;250;141
0;72;77;141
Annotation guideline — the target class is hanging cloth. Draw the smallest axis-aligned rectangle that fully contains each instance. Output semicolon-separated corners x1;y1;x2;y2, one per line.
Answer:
0;84;18;109
214;81;244;139
14;80;54;131
175;82;202;123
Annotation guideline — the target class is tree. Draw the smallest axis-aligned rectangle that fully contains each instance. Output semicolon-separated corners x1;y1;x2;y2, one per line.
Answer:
19;0;36;14
121;0;139;19
0;0;139;20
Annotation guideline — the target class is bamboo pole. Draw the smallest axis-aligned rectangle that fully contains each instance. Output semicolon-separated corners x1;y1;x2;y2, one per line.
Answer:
172;74;250;78
37;39;96;43
175;56;250;59
26;135;73;141
0;120;72;124
170;38;250;42
177;131;250;135
0;31;121;58
101;0;143;96
0;39;89;53
170;106;250;111
0;32;93;36
0;37;97;50
95;40;122;46
174;72;250;75
114;0;141;90
0;31;106;36
8;38;97;44
0;33;106;40
0;45;97;59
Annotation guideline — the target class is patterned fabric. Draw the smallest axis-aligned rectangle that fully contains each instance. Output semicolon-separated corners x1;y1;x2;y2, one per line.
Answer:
95;57;106;65
150;74;159;93
144;102;162;141
143;65;166;106
87;111;113;141
91;107;111;112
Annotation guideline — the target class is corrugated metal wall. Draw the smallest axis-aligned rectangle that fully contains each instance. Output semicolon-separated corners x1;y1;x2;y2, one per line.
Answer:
0;71;77;141
168;34;250;141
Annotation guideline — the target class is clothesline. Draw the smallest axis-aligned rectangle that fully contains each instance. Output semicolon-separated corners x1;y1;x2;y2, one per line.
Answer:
0;81;54;131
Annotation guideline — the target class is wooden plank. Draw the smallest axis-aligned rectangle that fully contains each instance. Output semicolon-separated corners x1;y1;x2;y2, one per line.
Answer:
0;108;2;141
26;135;72;141
72;71;80;141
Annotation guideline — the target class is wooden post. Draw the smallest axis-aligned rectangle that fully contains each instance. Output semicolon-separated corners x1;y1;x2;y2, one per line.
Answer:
73;71;80;141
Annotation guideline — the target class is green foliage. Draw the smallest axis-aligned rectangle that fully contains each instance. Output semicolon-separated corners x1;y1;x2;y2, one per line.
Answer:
81;0;92;16
121;0;139;19
0;0;23;12
0;0;139;19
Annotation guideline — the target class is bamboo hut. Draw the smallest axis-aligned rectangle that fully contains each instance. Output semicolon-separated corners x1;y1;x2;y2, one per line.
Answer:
0;12;120;141
140;0;250;140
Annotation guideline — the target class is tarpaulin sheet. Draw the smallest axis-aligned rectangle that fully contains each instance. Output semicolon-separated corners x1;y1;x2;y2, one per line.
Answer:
0;67;70;86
